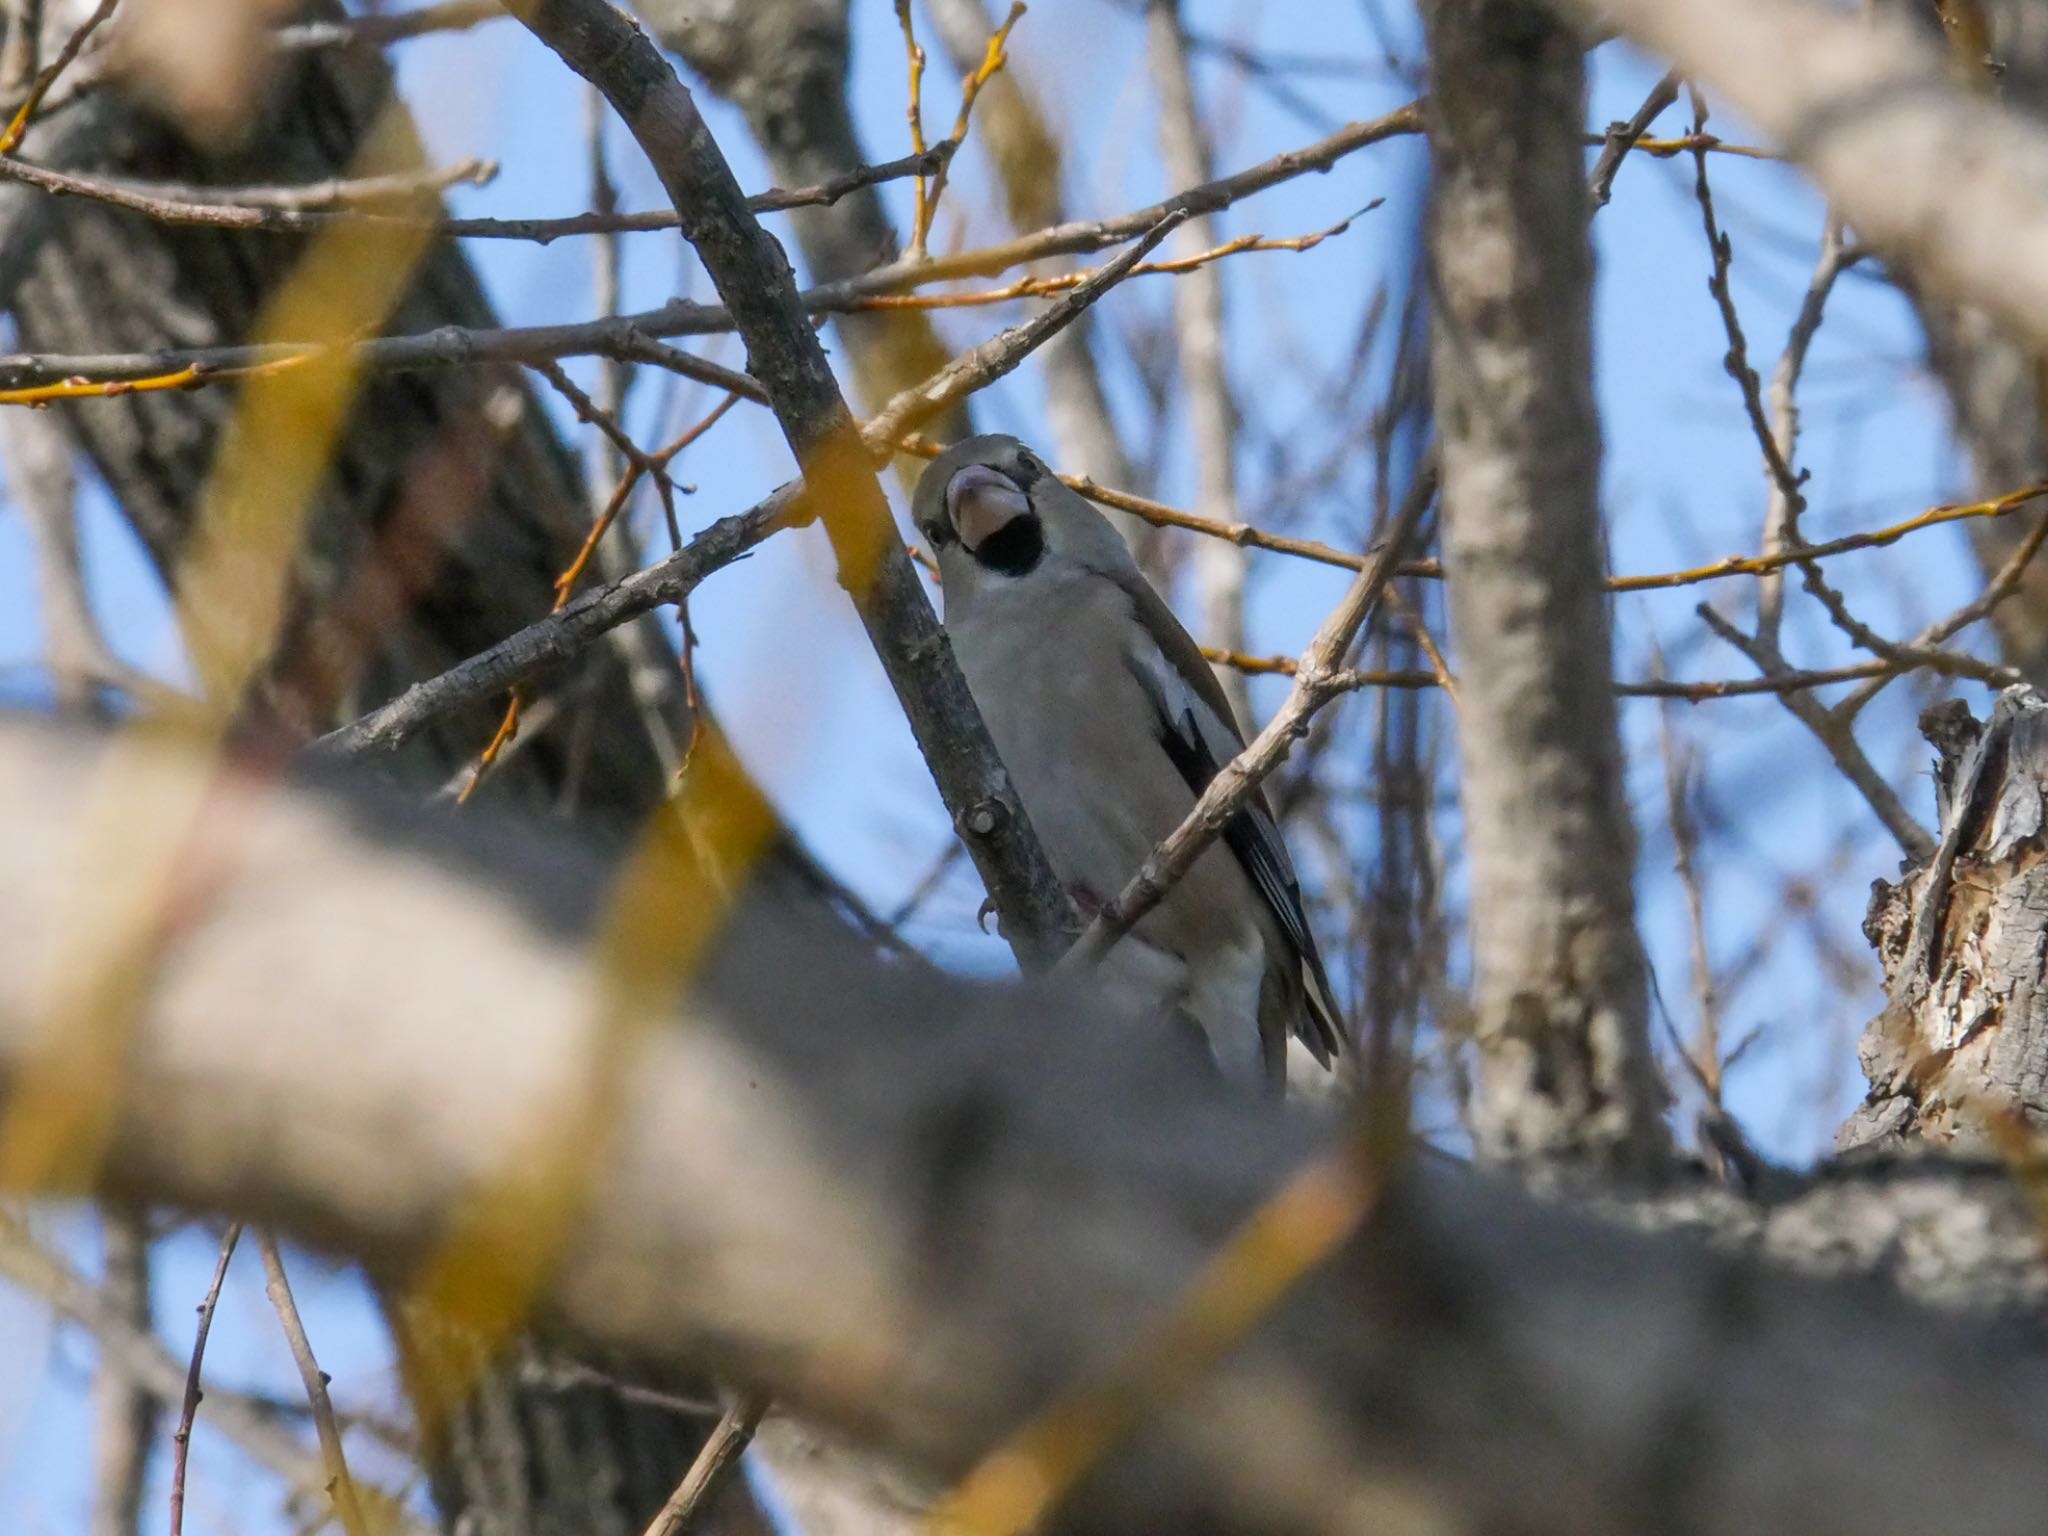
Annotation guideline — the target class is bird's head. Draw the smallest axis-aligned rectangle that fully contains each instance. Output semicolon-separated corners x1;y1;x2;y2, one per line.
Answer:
912;434;1133;590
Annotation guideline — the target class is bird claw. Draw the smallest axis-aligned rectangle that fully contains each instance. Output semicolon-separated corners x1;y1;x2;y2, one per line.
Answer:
976;896;999;933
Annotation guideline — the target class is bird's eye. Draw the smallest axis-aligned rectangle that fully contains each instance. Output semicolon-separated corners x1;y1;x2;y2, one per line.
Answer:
1011;451;1043;488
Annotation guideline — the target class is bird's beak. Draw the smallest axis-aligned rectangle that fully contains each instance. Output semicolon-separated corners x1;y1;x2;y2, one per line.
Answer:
945;464;1032;552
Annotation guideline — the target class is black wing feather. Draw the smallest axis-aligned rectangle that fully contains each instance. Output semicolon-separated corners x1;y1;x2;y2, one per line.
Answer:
1157;705;1344;1063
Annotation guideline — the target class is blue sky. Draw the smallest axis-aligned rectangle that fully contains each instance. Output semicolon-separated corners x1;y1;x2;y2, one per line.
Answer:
0;1;1987;1529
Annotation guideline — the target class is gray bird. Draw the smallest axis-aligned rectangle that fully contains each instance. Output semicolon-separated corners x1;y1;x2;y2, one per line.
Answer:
912;433;1344;1089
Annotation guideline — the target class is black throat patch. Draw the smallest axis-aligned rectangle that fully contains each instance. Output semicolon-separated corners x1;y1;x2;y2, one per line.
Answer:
970;512;1045;577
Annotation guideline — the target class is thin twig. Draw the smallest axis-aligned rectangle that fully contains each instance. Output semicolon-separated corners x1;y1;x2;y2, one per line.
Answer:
894;0;932;257
0;1213;434;1525
0;141;953;242
1063;468;1431;968
255;1232;372;1536
861;209;1186;447
1587;69;1679;209
919;1;1027;254
0;0;117;154
638;1392;771;1536
169;1223;240;1536
1699;605;1935;860
0;105;1423;393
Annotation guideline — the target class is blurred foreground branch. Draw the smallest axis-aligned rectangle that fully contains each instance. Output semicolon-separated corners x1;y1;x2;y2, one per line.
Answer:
5;721;2048;1533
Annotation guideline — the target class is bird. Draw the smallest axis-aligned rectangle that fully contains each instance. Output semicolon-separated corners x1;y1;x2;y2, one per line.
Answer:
911;433;1345;1091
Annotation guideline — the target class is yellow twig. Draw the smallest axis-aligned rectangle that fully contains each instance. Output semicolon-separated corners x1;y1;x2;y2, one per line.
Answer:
0;0;119;155
0;351;313;406
852;215;1357;311
894;0;931;259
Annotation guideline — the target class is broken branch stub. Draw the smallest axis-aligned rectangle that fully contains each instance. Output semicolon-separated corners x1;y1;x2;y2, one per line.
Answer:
1843;688;2048;1154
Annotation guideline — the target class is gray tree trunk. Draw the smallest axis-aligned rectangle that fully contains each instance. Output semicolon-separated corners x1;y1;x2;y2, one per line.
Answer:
1424;0;1669;1168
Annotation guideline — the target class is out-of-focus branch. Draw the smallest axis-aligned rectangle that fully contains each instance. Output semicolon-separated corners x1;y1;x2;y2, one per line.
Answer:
513;0;1073;965
0;406;154;712
1554;0;2048;353
638;0;971;444
1145;0;1252;723
8;721;2048;1533
922;0;1151;559
89;1212;151;1536
1426;0;1669;1169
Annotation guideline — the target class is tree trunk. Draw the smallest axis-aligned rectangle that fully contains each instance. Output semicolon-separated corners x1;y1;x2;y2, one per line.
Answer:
1842;688;2048;1153
1424;0;1668;1168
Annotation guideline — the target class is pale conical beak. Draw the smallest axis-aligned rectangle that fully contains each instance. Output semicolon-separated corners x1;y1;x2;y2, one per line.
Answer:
946;464;1032;552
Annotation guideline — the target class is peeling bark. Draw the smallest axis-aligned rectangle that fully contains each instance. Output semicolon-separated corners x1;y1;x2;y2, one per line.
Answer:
1842;689;2048;1153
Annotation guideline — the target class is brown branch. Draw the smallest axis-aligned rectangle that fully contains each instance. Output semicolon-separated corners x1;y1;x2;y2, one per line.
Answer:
316;482;795;763
859;209;1184;447
168;1223;240;1536
514;0;1073;966
639;1391;772;1536
1587;71;1680;209
254;1231;372;1536
0;1211;435;1529
0;0;116;153
322;215;1178;774
1699;605;1935;860
0;140;950;242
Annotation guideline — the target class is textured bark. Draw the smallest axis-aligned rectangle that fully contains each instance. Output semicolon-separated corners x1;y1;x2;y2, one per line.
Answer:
13;719;2048;1536
0;9;798;1535
1425;0;1668;1167
635;0;969;443
1841;689;2048;1153
1145;0;1251;724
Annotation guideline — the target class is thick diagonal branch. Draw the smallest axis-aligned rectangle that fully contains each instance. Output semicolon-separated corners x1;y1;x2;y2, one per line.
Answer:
514;0;1072;964
7;722;2048;1535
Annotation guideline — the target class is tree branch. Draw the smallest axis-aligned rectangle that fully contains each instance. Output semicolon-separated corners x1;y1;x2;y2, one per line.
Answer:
514;0;1074;963
5;721;2048;1533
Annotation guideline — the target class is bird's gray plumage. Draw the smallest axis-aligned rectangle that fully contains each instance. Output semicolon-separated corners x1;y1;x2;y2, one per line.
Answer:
914;433;1344;1088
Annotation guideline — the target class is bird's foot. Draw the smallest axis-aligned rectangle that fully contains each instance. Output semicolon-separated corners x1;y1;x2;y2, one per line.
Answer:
1066;883;1106;919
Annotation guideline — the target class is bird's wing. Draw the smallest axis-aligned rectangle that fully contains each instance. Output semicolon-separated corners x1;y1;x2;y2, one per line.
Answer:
1106;570;1345;1064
